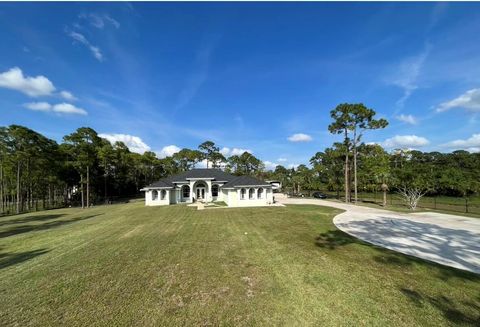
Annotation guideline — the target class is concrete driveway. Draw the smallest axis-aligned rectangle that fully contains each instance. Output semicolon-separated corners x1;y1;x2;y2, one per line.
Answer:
277;196;480;274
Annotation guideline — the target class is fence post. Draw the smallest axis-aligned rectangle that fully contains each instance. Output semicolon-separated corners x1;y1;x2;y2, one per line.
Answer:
434;197;436;210
465;198;469;213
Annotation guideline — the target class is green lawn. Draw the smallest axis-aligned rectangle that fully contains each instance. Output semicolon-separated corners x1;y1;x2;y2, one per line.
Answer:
1;203;479;326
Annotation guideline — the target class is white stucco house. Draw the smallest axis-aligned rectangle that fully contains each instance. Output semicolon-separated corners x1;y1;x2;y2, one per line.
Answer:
141;169;274;207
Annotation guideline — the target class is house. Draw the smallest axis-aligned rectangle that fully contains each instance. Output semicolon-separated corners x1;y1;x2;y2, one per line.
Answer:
141;168;274;207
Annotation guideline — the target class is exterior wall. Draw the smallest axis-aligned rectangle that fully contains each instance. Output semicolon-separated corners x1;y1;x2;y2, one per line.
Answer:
144;183;274;207
225;187;273;207
145;189;171;206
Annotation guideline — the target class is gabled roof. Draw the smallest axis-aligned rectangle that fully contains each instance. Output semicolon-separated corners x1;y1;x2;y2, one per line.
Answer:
144;169;272;189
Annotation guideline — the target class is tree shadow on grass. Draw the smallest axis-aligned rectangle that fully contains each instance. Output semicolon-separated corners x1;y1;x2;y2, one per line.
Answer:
0;248;49;270
315;229;362;249
0;214;66;227
0;214;102;238
400;288;480;326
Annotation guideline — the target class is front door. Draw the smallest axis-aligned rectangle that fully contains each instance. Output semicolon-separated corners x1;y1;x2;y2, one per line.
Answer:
196;188;205;199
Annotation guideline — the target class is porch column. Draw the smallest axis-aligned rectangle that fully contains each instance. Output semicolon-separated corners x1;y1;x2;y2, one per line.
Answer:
189;180;195;203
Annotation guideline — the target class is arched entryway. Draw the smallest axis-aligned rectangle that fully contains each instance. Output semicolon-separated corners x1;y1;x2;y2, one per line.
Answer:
193;181;208;201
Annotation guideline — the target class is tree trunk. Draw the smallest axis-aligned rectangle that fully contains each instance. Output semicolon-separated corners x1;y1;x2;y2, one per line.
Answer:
80;173;84;209
383;189;387;207
16;161;21;214
353;128;358;204
344;129;349;203
86;166;90;208
104;170;108;204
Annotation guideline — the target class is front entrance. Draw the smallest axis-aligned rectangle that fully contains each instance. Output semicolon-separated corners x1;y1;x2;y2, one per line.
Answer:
196;187;205;200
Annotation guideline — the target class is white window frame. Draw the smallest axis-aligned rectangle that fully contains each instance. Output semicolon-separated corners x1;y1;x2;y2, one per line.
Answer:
160;190;166;200
152;190;158;201
249;188;255;200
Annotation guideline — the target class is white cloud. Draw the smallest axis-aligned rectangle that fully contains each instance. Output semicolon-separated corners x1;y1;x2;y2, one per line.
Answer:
395;114;418;125
156;145;181;158
278;158;287;162
23;102;52;112
0;67;55;97
436;88;480;113
23;102;87;115
59;90;77;101
194;159;208;168
79;13;120;29
264;161;279;171
441;134;480;152
220;147;252;156
382;135;430;149
99;133;151;154
68;31;104;61
52;103;87;115
231;148;252;156
288;133;312;142
220;147;230;156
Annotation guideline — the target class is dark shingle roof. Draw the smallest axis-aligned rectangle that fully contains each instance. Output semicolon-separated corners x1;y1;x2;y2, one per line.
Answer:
222;175;272;188
145;169;271;188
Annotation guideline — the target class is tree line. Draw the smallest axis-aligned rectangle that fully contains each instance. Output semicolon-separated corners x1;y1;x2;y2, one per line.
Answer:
0;126;265;215
1;103;478;215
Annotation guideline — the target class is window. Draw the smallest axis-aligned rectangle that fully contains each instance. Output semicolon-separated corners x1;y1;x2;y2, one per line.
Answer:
152;190;158;201
212;184;219;197
249;188;255;199
182;185;190;198
240;188;246;200
257;188;264;199
160;190;166;200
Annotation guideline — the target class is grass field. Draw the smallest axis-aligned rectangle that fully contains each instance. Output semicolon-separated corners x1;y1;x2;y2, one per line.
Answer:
1;203;479;326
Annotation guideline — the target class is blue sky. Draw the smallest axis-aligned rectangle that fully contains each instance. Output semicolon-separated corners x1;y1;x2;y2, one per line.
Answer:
1;2;480;169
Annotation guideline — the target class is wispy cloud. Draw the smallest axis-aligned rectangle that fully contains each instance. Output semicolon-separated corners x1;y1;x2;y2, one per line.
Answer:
436;88;480;113
174;47;212;111
389;45;431;108
79;13;120;29
288;133;313;142
23;102;87;115
67;30;104;61
0;67;55;97
59;90;78;101
395;114;418;125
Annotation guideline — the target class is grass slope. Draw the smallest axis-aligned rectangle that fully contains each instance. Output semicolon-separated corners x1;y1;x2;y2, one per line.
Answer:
0;203;479;326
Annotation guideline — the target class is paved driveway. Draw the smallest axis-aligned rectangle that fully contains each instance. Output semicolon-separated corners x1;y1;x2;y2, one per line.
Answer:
278;196;480;274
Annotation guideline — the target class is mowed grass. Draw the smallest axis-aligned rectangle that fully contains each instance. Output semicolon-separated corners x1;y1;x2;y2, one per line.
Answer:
0;203;479;326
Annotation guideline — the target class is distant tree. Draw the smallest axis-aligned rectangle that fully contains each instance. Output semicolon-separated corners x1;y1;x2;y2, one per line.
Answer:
227;152;264;176
173;148;203;171
198;141;219;169
310;143;346;198
328;103;387;204
63;128;102;208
